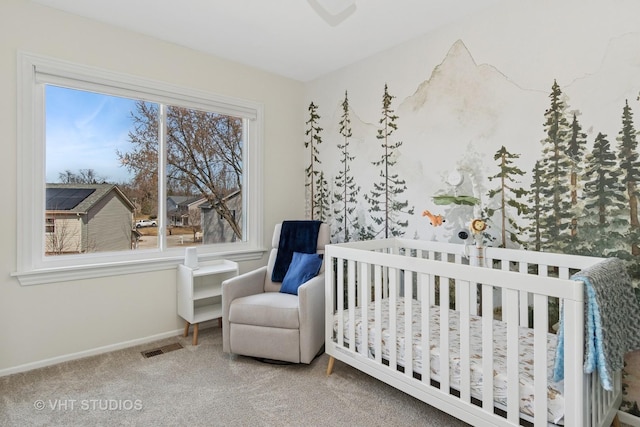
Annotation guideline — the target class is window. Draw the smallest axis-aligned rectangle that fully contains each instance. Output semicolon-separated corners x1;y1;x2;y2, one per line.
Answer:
16;52;264;285
45;218;55;234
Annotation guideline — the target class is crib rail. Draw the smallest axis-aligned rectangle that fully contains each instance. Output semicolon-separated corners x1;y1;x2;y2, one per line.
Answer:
325;239;621;427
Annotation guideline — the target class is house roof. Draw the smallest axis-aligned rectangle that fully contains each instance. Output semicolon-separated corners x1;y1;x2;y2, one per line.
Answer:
199;190;241;209
181;196;206;208
167;195;192;207
167;195;207;213
46;183;136;214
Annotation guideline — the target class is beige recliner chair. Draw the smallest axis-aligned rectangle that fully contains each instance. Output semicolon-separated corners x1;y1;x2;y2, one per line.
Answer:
222;222;330;364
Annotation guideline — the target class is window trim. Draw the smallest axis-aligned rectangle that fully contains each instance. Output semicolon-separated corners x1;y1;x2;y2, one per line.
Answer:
15;51;265;286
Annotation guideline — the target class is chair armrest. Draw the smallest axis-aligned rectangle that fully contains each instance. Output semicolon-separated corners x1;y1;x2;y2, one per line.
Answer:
222;266;267;353
297;273;325;363
222;266;266;302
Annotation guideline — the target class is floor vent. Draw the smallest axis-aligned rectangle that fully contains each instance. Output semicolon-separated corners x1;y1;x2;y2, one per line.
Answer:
142;342;183;358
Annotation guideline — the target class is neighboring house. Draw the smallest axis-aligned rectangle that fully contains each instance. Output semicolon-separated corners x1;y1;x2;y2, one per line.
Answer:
46;183;136;254
200;190;242;244
167;195;207;227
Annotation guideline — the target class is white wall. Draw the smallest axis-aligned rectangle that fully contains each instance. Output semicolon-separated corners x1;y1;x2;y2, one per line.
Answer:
0;0;305;373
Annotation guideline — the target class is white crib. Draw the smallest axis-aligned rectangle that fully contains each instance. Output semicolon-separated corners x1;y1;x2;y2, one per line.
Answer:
324;238;622;427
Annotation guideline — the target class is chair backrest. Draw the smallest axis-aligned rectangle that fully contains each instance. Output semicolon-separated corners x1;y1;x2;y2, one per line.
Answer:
264;222;330;292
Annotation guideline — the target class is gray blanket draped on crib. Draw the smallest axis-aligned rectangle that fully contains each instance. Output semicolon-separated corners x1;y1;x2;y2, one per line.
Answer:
553;257;640;390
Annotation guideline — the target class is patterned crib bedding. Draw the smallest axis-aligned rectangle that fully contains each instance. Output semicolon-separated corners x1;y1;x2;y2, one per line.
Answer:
332;297;565;425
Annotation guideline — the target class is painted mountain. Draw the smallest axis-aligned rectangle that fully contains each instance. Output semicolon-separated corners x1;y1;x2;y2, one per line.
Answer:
319;36;640;250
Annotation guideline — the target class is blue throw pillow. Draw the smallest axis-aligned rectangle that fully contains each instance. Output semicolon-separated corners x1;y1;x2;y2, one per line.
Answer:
280;252;323;295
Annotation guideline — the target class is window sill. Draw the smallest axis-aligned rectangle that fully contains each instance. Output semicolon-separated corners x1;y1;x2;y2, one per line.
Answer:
12;248;266;286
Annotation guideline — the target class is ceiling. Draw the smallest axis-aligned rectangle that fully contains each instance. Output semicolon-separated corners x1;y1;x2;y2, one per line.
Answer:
33;0;502;82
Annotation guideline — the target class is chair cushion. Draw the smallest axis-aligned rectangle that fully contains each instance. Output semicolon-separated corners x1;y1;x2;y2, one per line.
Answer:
228;292;300;329
280;252;323;295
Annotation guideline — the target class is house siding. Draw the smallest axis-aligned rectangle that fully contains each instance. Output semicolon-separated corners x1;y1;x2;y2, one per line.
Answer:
86;191;134;252
201;193;242;244
45;216;83;254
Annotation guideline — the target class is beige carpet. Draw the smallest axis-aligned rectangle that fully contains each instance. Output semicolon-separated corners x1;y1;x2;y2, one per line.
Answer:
0;326;468;426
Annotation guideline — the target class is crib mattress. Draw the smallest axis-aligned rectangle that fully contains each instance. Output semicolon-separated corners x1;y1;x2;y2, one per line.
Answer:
332;297;565;424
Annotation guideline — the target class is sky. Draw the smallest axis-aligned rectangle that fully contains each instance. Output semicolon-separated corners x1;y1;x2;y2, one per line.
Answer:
45;85;142;184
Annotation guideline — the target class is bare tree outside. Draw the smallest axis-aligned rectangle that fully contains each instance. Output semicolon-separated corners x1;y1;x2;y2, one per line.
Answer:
187;205;203;243
58;168;108;184
118;102;244;240
45;215;81;255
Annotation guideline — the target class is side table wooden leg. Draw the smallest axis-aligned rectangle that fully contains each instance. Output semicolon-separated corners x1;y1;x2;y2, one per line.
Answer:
183;320;190;337
192;323;199;345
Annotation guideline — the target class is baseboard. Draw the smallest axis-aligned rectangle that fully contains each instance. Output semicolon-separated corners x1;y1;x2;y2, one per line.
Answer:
619;410;640;426
0;328;184;377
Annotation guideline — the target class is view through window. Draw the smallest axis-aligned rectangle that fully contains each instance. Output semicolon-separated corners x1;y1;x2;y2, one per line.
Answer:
45;85;245;256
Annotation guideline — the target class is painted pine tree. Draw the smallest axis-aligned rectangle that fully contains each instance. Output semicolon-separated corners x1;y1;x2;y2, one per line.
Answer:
525;161;543;251
578;132;627;257
616;100;640;259
332;91;361;242
362;84;414;239
304;102;324;220
567;113;588;238
538;80;573;253
314;170;331;222
486;146;528;248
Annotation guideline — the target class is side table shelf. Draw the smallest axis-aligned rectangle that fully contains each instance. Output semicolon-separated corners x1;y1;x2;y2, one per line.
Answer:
177;259;238;345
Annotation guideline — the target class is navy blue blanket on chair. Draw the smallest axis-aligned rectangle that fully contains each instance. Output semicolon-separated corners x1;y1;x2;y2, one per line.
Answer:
271;220;322;282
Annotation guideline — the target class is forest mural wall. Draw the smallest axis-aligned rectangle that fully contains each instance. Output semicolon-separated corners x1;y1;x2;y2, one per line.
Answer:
303;1;640;418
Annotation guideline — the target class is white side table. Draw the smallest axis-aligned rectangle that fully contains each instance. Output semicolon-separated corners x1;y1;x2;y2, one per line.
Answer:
177;259;239;345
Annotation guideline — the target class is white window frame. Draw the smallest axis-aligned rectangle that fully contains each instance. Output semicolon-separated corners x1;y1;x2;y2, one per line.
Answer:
15;52;264;285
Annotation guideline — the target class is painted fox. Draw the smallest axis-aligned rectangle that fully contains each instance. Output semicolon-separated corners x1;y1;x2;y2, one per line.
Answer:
422;210;445;226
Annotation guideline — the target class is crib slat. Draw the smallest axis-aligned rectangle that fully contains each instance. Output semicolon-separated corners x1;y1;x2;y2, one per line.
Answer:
421;273;431;386
404;270;413;379
348;259;356;356
563;297;584;427
505;288;519;423
481;283;494;411
595;372;601;426
589;372;596;426
374;264;382;365
592;372;600;425
500;260;509;322
415;249;422;300
360;262;369;357
440;276;450;393
469;283;478;316
533;293;548;427
459;279;471;403
429;271;436;304
594;372;604;419
382;258;389;298
337;258;345;350
454;253;462;310
389;267;398;372
428;251;437;303
519;262;530;327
